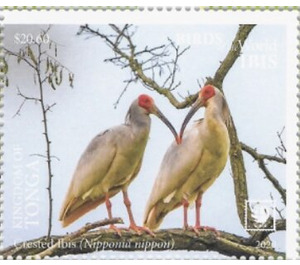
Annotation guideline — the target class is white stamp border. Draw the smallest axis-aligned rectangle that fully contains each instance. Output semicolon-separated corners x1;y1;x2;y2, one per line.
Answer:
0;6;298;260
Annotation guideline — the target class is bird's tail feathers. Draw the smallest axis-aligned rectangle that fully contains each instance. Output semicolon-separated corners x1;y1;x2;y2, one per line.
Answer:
59;197;105;228
144;200;181;230
143;205;163;230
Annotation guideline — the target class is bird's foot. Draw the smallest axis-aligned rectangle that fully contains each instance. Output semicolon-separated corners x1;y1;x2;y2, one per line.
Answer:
108;224;122;237
192;225;220;236
125;224;155;237
183;225;196;234
184;225;219;236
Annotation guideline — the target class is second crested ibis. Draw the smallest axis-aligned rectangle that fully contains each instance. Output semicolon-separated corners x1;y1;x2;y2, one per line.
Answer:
143;85;231;233
59;94;178;235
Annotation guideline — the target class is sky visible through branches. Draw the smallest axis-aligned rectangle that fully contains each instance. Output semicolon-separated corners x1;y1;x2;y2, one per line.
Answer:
3;24;286;255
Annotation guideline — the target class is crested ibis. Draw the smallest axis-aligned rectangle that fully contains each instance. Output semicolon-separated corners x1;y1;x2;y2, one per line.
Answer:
59;94;178;235
143;85;231;233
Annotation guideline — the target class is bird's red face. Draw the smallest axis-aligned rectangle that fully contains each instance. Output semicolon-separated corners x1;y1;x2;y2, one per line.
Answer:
137;94;179;144
138;94;155;113
199;85;215;105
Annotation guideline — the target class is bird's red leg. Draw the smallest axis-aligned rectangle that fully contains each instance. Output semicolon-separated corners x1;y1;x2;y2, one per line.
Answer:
195;193;202;229
182;198;190;230
105;193;122;236
122;190;155;236
193;193;219;235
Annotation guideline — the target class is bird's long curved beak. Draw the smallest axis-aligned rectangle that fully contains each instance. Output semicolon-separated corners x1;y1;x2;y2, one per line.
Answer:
179;97;204;143
151;105;180;144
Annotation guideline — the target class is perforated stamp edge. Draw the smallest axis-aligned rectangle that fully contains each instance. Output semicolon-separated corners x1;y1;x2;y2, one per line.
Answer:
0;6;298;260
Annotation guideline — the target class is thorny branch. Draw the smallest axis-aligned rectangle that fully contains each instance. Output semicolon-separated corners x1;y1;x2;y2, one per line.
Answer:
4;26;73;239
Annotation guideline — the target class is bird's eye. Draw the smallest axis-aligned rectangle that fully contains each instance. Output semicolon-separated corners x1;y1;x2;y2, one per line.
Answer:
204;90;210;96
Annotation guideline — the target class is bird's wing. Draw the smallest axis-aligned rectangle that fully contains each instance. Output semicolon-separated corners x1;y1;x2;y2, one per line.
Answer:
124;156;143;190
59;127;120;223
144;126;203;222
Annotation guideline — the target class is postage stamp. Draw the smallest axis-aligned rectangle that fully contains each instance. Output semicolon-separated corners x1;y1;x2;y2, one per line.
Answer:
0;6;298;259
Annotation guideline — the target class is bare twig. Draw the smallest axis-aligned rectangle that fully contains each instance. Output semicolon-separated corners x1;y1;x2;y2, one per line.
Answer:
12;99;27;118
240;142;286;204
275;127;286;160
5;28;73;239
12;87;40;118
30;154;47;159
240;142;286;164
78;24;193;109
30;154;60;161
45;103;57;113
35;43;55;239
275;207;285;220
113;78;135;109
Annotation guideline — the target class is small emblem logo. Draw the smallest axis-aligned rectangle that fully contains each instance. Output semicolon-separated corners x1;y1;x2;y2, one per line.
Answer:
245;200;276;231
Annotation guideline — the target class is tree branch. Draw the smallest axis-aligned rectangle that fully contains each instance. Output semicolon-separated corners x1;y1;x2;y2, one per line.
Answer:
275;127;286;160
12;87;40;118
38;218;123;258
5;27;74;239
79;23;285;234
241;142;286;164
4;47;37;70
0;226;284;259
240;142;286;204
45;103;57;113
245;218;286;245
211;25;256;89
205;25;257;230
78;24;194;109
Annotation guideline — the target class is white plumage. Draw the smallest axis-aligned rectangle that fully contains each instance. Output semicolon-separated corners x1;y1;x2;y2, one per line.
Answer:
60;94;177;234
144;85;230;231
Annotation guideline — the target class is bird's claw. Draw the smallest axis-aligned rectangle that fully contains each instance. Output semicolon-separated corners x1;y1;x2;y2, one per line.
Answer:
109;224;122;237
127;224;156;237
197;226;220;236
184;225;220;236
